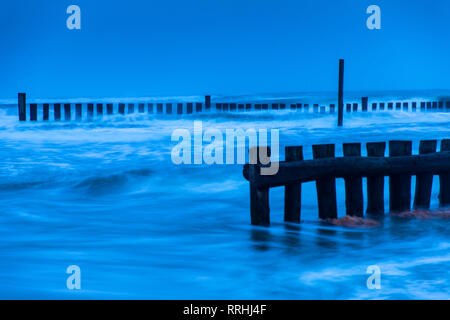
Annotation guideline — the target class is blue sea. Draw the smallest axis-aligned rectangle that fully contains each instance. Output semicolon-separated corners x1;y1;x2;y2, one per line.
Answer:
0;91;449;299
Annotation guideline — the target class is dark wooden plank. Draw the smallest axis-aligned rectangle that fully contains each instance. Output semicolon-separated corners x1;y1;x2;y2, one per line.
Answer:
361;97;368;112
313;144;338;219
366;142;386;215
343;143;364;217
30;104;37;121
64;104;71;121
414;140;437;209
76;104;82;120
18;93;26;121
97;103;103;117
389;141;412;212
43;103;49;121
54;103;61;120
439;139;450;207
249;146;271;226
284;146;303;223
128;103;135;114
338;59;344;126
118;103;125;115
166;103;173;114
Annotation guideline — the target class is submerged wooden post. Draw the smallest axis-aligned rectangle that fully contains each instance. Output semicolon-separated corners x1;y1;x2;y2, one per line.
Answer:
196;103;202;112
54;104;61;121
166;103;173;114
346;103;351;112
330;104;335;113
106;103;113;115
76;104;82;120
361;97;368;112
366;142;386;215
439;139;450;206
148;103;154;114
284;146;303;223
187;103;193;114
157;103;163;114
338;59;344;126
313;144;338;219
18;93;26;121
30;104;37;121
43;104;49;121
389;141;412;212
343;143;364;217
119;103;125;115
205;96;211;110
128;103;135;114
249;146;271;226
97;103;103;117
177;103;183;114
138;103;145;113
64;104;71;121
380;103;385;110
414;140;437;209
87;103;94;119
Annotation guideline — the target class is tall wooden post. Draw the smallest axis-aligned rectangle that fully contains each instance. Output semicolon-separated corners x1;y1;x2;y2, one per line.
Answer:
338;59;344;127
205;96;211;110
366;142;386;215
313;144;338;219
249;147;271;226
343;143;364;217
361;97;368;112
389;141;412;212
284;146;303;223
414;140;437;209
18;93;26;121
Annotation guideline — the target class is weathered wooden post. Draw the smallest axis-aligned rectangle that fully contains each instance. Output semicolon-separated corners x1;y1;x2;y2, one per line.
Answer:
18;93;26;121
43;104;49;121
353;103;358;112
313;104;319;113
54;104;61;121
215;103;222;111
361;97;368;112
272;104;279;110
284;146;303;223
290;104;296;110
157;103;163;114
403;102;408;111
389;141;412;212
87;103;94;119
223;103;229;111
338;59;344;127
280;104;286;109
346;103;351;112
366;142;386;215
414;140;437;209
148;103;154;114
64;104;71;121
196;103;202;112
313;144;338;219
412;102;417;111
205;96;211;110
230;103;236;111
249;146;271;226
439;139;450;206
138;103;145;113
128;103;135;114
118;103;125;115
262;104;268;110
177;103;183;114
106;103;113;115
380;103;385;110
76;104;82;120
372;103;377;111
238;104;244;111
421;102;426;110
97;104;103;117
187;103;193;114
166;103;173;114
343;143;364;217
395;102;401;110
330;104;335;113
246;104;252;111
388;103;393;110
30;104;37;121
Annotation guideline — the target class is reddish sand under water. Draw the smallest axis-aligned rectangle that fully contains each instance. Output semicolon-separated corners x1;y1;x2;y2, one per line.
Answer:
327;209;450;227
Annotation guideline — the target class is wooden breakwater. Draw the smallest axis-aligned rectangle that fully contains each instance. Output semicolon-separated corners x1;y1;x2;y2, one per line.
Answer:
243;140;450;226
16;92;450;122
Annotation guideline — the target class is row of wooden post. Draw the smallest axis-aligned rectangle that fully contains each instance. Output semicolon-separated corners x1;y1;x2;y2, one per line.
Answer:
17;93;450;121
246;140;450;226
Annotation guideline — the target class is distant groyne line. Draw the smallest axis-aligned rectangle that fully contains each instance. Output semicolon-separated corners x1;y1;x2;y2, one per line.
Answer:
16;93;450;122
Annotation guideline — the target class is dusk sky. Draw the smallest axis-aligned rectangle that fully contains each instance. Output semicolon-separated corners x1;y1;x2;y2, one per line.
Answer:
1;0;450;99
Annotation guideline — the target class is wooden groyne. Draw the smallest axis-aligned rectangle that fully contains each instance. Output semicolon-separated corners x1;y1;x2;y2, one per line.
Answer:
243;140;450;226
16;92;450;122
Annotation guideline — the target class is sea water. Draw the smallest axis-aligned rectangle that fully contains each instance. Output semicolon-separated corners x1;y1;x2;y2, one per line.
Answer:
0;92;449;299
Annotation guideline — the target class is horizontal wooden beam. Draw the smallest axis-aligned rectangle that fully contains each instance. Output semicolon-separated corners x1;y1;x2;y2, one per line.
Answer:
244;151;450;188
